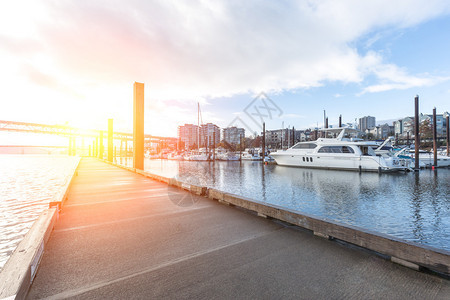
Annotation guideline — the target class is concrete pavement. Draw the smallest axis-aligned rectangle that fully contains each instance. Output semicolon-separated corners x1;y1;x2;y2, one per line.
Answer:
27;158;449;299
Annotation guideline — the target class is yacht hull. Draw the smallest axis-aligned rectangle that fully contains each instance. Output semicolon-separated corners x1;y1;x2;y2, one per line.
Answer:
272;153;406;172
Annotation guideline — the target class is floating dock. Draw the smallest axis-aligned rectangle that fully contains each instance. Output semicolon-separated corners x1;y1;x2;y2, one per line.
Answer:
1;158;449;299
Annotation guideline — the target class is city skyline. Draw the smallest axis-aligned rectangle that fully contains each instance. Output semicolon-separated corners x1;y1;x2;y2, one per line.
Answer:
1;1;450;142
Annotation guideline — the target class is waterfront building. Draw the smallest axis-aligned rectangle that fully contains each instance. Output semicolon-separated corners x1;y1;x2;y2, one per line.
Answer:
223;126;245;145
200;123;220;147
394;119;403;136
420;112;449;136
366;123;393;139
394;117;414;137
359;116;376;132
394;112;448;138
264;129;282;149
264;128;306;149
178;124;199;150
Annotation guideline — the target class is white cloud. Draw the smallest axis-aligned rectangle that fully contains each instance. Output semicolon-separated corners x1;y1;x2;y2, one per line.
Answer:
358;52;450;94
1;0;450;135
4;1;449;98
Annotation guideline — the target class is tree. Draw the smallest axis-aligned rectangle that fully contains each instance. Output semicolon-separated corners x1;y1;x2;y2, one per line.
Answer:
252;136;262;147
419;119;432;139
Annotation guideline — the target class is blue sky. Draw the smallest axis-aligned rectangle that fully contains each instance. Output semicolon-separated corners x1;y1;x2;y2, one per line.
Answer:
0;1;449;140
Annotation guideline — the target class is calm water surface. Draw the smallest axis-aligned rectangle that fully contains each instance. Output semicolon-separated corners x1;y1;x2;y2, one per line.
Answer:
0;155;79;270
118;158;450;251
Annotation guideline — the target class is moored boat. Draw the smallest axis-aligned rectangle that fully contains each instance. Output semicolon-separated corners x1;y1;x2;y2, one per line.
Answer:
271;128;410;172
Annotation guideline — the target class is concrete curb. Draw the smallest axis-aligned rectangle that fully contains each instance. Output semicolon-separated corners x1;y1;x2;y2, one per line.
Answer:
0;157;81;300
103;158;450;277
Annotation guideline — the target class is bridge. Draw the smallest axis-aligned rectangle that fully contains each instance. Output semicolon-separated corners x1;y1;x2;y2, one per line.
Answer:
0;119;178;155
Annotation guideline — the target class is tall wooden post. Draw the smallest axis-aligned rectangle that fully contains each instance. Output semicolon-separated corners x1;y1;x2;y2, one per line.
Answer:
447;115;449;156
262;122;265;162
68;137;72;156
339;115;342;128
414;95;420;171
406;131;410;146
325;117;328;128
108;119;113;162
133;82;145;170
280;129;283;149
99;132;103;159
213;134;216;161
239;134;242;161
292;126;295;145
432;108;437;167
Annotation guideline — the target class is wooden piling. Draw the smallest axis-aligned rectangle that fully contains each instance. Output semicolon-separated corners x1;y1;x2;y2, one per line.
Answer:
133;82;145;170
292;126;295;146
99;132;103;159
447;115;449;157
68;137;72;156
262;122;265;162
239;134;242;161
108;119;113;162
95;137;98;157
339;115;342;128
433;108;437;167
414;96;420;171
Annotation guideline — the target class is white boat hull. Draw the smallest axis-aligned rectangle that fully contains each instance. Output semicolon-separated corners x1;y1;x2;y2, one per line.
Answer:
272;153;408;172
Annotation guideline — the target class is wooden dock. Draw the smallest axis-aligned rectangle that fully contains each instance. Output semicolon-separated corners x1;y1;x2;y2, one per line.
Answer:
25;158;449;299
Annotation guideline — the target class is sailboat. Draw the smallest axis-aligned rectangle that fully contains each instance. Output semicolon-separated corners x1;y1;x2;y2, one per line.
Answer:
187;102;209;161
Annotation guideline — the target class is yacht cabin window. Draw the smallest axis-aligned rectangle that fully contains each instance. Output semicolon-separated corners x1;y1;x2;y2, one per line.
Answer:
292;143;317;149
317;146;355;153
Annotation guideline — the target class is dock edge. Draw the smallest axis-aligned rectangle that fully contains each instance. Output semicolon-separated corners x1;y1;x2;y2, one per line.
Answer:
0;157;80;300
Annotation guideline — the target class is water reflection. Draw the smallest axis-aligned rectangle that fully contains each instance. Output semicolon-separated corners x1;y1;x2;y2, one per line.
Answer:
0;155;79;270
120;159;450;251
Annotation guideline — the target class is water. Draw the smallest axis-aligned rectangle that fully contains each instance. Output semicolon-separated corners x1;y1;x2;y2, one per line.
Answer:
0;155;79;270
119;158;449;251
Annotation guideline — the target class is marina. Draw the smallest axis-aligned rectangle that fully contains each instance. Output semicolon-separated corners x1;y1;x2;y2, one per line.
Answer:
2;2;450;298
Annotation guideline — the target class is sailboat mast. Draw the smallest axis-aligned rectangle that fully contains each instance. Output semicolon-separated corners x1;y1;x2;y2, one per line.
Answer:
197;102;200;150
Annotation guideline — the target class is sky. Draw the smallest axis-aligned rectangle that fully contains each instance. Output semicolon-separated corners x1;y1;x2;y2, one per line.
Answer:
1;0;450;141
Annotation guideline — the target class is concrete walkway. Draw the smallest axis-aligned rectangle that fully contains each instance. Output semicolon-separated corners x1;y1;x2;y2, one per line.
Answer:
27;158;449;299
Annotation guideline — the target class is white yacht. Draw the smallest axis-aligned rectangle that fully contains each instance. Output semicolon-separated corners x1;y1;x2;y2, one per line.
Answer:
218;152;240;161
185;149;210;161
271;128;410;172
241;149;262;161
396;148;450;168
